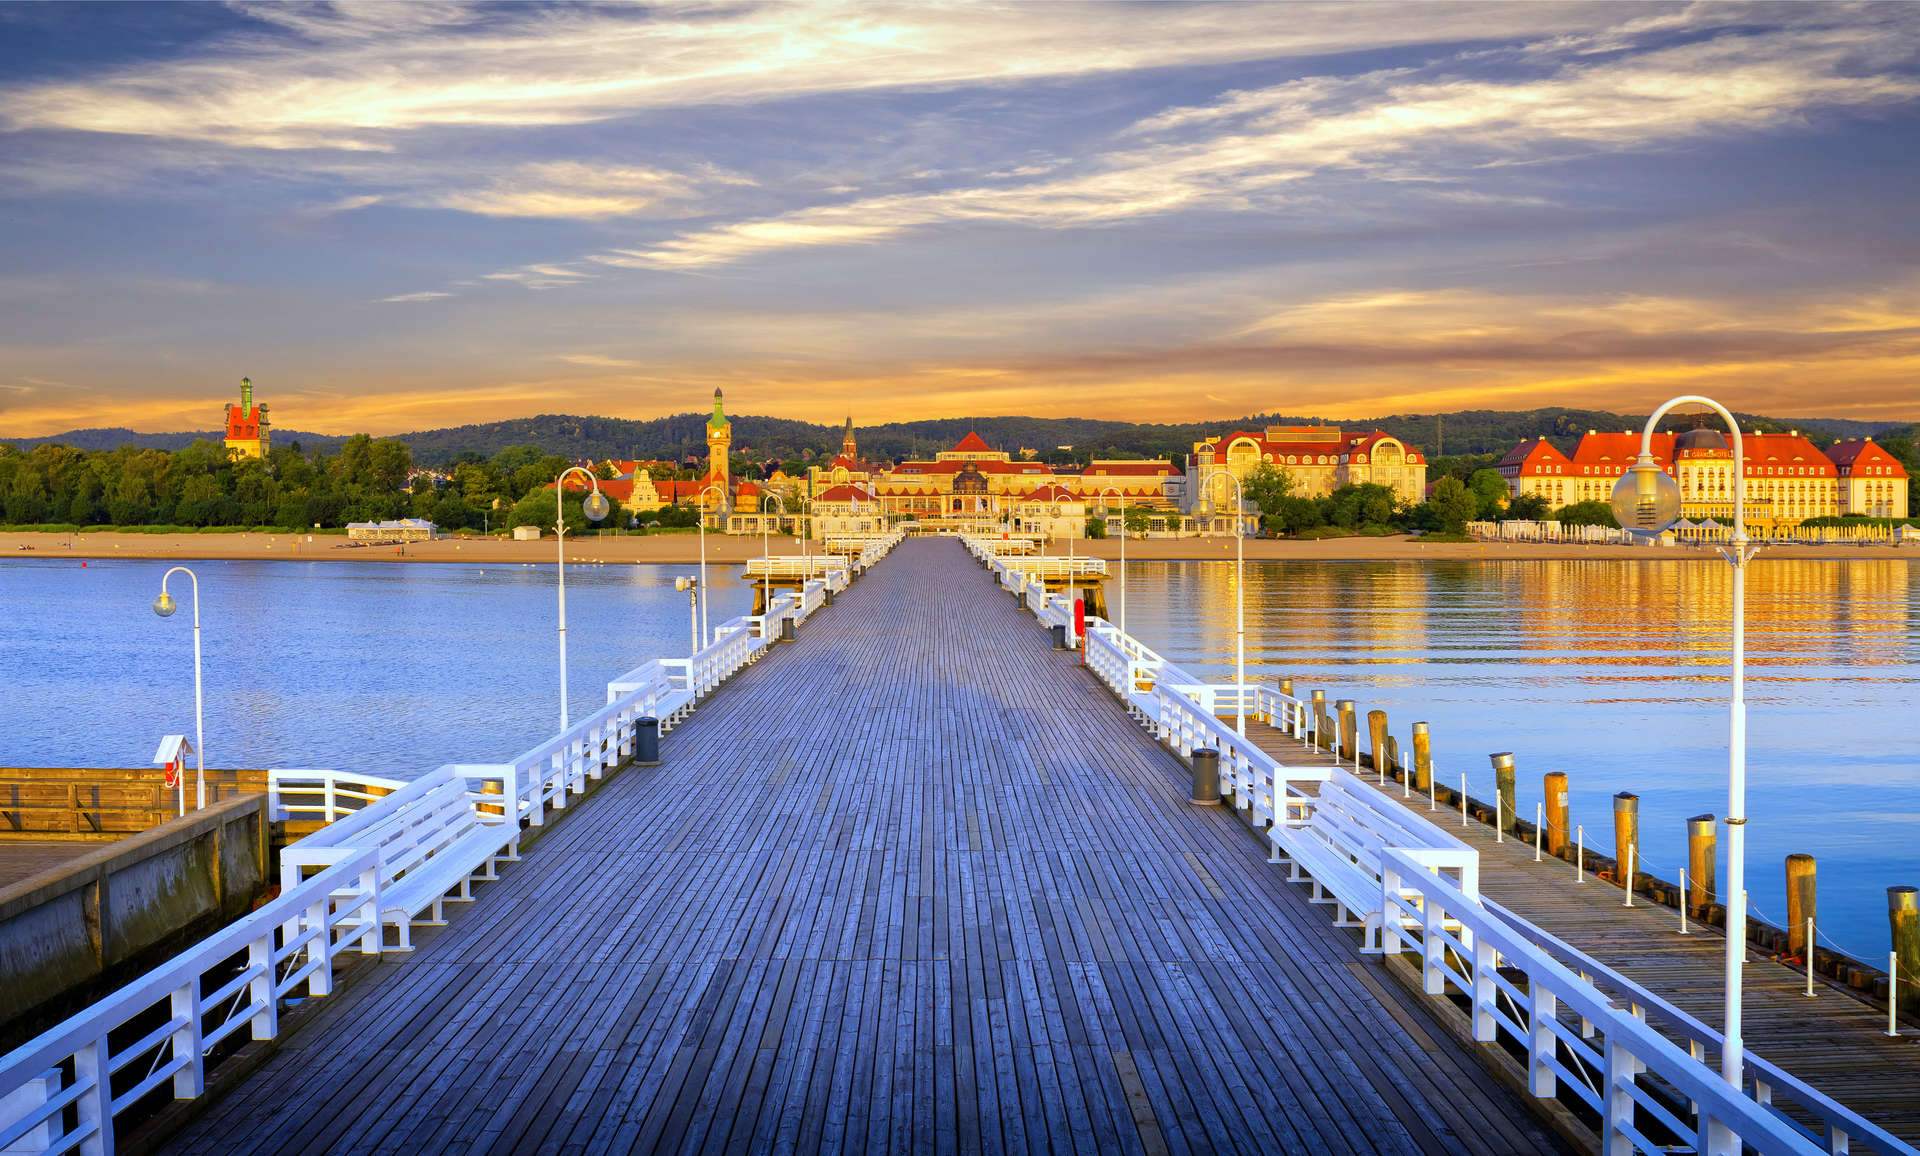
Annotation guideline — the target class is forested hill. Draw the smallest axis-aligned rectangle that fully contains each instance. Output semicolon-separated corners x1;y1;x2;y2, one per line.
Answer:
6;408;1910;466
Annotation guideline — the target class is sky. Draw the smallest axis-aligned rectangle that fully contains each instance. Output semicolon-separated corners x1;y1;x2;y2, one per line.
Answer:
1;1;1918;437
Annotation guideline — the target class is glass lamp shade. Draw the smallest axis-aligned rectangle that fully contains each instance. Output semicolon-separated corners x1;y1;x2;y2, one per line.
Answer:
1094;503;1109;518
1609;456;1682;534
1196;499;1214;518
152;592;177;618
583;491;611;521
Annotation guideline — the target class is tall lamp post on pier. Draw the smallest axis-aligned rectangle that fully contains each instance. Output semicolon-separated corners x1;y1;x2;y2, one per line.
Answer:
553;467;612;732
1195;470;1259;736
151;566;207;810
1609;395;1754;1138
695;483;727;650
1050;498;1077;616
760;492;788;617
1093;486;1128;634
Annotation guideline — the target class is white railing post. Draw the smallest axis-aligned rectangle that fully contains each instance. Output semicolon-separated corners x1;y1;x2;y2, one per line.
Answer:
171;982;204;1097
248;935;278;1041
76;1037;111;1156
1472;934;1498;1042
1603;1034;1634;1156
1529;987;1559;1098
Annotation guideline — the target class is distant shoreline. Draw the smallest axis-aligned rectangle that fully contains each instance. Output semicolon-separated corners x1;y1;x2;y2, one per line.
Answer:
2;530;1914;565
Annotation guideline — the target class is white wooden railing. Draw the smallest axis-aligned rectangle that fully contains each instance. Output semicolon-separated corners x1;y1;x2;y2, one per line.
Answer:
0;850;381;1155
0;529;906;1154
1382;852;1829;1156
1050;590;1907;1156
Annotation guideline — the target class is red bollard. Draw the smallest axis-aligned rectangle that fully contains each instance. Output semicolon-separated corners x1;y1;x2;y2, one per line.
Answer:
1075;596;1087;663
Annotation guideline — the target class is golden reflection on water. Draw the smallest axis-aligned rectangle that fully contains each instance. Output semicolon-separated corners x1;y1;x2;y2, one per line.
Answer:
1124;558;1918;956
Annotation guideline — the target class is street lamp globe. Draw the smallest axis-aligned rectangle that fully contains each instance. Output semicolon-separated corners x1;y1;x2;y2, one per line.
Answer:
1609;454;1682;534
1094;503;1109;519
152;592;178;618
583;491;611;522
1195;498;1214;518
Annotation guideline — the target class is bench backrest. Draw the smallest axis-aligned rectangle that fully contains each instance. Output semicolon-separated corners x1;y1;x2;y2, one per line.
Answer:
1307;770;1472;875
359;780;484;884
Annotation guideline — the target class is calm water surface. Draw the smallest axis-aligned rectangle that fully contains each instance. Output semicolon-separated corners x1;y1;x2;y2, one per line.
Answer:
1117;557;1919;959
0;558;750;780
2;554;1914;957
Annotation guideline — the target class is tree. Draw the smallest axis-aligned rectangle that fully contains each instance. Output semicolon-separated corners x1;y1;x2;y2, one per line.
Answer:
1554;500;1617;528
1122;507;1152;534
1468;469;1509;520
1084;516;1107;539
1428;476;1477;532
1506;492;1551;521
1240;463;1294;521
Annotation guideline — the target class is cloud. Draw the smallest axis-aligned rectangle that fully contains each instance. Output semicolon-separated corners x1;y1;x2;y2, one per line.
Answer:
556;354;637;368
0;4;1613;148
376;290;451;303
433;160;734;220
596;14;1920;270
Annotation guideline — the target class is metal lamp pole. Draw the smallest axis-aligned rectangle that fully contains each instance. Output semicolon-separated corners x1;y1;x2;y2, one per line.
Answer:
696;483;726;650
554;467;611;731
1611;394;1752;1138
1197;469;1249;735
761;492;788;615
152;567;206;810
1096;486;1127;634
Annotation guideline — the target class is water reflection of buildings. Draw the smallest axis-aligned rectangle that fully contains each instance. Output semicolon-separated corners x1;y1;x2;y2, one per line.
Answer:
1503;561;1915;670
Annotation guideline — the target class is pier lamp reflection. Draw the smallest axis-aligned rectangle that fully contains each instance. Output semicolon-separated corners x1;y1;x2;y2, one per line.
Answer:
151;566;208;811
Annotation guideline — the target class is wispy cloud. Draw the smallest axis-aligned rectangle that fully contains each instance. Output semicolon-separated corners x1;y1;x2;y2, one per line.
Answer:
376;290;451;303
600;17;1920;270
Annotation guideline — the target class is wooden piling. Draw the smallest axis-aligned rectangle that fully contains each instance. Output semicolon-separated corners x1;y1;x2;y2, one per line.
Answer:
1385;736;1401;783
1686;815;1716;916
1489;752;1516;833
1890;886;1920;1013
1336;701;1356;761
1411;723;1431;793
1368;710;1388;777
1612;792;1638;887
1279;678;1295;733
1543;771;1568;856
1786;854;1816;960
1310;690;1328;749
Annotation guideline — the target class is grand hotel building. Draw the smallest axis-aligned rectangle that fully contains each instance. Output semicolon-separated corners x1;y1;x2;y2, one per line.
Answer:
1498;428;1909;532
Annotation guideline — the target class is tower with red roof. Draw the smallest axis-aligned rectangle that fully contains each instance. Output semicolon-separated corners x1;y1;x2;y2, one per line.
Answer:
223;377;270;460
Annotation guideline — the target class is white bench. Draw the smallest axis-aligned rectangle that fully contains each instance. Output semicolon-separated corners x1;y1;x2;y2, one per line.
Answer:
1269;770;1477;954
285;778;520;951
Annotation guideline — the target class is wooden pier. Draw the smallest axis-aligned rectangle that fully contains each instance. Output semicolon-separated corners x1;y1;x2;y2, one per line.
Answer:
161;538;1566;1155
1237;722;1920;1148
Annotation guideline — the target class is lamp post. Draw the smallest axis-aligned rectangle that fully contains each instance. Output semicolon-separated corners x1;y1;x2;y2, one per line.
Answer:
761;491;788;617
1195;469;1259;736
1609;395;1754;1130
151;567;207;810
553;467;612;732
1050;498;1076;615
1094;486;1128;634
674;575;699;655
695;483;727;650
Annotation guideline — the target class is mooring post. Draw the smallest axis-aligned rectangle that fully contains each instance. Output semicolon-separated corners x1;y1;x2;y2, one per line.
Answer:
1412;722;1431;795
1279;678;1296;735
1612;792;1639;896
1336;700;1356;762
1388;736;1404;796
1890;886;1920;1017
1310;690;1328;749
1786;854;1816;960
1368;710;1389;784
1543;771;1569;856
1489;752;1516;835
1686;814;1716;918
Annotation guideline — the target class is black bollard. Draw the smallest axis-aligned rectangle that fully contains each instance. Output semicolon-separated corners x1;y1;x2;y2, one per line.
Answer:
635;717;661;766
1051;623;1067;649
1190;747;1222;806
781;615;796;642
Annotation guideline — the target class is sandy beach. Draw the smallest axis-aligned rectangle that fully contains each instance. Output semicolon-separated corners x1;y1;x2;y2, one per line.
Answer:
1;529;1913;564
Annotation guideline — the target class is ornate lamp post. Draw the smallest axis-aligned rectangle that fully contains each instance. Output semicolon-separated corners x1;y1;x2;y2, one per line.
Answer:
151;567;207;810
1050;498;1076;615
695;482;727;649
1195;470;1259;736
553;467;611;731
1094;486;1128;634
1609;395;1754;1137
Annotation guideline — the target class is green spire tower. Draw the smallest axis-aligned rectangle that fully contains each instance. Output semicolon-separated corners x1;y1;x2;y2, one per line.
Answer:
705;387;731;487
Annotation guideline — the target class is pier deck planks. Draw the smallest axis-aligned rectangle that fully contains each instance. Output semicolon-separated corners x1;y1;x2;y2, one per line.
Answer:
166;539;1566;1156
1240;724;1920;1146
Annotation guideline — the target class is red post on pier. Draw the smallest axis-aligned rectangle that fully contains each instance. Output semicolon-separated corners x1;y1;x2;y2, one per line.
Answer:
1075;596;1086;664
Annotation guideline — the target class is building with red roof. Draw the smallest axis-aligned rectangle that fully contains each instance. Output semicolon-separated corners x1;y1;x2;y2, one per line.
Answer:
223;377;270;459
864;429;1179;533
1499;426;1908;529
1186;426;1428;531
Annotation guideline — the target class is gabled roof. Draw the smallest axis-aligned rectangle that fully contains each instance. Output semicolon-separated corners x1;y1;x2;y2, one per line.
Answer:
817;483;877;502
1500;438;1573;472
1825;439;1909;477
1020;484;1081;503
950;431;994;453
